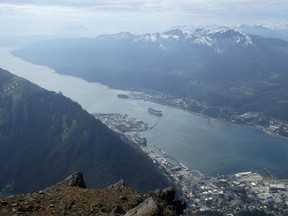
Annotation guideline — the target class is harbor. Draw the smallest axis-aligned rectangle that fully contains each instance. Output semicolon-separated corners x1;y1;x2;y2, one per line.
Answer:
94;112;288;215
2;47;288;215
93;113;155;146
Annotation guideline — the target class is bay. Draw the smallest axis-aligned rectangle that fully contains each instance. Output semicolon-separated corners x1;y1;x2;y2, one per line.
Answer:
1;47;288;178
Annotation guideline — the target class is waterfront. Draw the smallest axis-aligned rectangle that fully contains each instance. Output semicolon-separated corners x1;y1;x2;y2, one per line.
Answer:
1;47;288;178
88;113;288;215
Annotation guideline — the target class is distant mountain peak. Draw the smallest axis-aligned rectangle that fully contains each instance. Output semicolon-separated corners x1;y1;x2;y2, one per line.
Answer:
135;32;161;43
238;22;288;30
237;22;288;41
98;32;135;40
162;29;185;37
95;27;254;52
120;26;253;52
190;26;254;52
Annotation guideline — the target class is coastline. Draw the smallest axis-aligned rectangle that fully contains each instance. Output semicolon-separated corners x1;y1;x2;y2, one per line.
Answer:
9;48;288;142
7;51;288;177
208;115;288;142
126;89;288;142
242;123;288;142
11;49;288;142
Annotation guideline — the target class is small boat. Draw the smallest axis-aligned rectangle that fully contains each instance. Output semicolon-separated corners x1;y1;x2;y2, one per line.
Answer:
117;94;129;99
148;108;163;116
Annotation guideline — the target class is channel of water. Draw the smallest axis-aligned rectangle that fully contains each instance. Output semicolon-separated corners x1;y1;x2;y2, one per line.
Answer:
1;48;288;178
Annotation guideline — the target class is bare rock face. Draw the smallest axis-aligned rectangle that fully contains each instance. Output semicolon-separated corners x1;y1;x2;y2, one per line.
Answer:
124;197;159;216
173;198;187;215
124;187;186;216
160;186;175;205
110;205;126;215
0;173;186;216
60;172;86;188
108;179;125;190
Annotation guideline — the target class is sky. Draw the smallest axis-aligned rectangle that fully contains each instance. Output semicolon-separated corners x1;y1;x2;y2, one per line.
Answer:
0;0;287;36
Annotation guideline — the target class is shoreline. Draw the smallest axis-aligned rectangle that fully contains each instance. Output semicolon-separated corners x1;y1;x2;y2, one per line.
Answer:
242;123;288;142
126;89;288;142
7;52;288;174
207;115;288;142
9;49;288;142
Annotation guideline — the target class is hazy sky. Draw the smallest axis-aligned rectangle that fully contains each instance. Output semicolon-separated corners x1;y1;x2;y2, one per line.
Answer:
0;0;287;36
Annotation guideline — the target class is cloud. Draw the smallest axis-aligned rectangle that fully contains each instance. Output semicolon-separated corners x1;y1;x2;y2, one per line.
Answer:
0;0;283;13
1;0;287;17
0;0;287;35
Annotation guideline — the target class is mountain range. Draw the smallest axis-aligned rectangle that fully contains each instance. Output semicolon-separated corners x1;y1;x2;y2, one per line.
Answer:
12;26;288;122
0;68;169;195
238;23;288;41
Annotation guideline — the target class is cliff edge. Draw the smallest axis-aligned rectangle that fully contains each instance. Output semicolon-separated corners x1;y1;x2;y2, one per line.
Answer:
0;172;186;216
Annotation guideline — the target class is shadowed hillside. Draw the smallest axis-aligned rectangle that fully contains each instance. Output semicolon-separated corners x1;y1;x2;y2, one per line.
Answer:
0;68;169;195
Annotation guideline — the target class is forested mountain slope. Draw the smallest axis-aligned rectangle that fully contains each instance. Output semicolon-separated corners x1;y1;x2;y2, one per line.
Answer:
0;68;168;195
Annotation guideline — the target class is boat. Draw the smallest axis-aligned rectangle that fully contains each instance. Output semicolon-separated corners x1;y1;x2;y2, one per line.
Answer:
148;108;163;116
117;94;129;99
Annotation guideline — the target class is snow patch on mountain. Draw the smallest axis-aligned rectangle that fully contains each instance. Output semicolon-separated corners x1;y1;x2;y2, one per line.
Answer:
98;32;135;40
135;33;160;43
96;26;254;52
150;26;254;52
190;27;254;52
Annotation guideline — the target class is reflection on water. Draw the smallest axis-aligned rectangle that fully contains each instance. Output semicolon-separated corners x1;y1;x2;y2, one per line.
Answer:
1;48;288;178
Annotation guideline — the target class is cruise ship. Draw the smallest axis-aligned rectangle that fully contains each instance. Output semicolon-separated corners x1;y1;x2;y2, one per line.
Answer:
148;108;163;116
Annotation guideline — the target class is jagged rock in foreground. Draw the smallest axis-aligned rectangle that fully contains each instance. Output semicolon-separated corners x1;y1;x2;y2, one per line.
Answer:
0;172;186;216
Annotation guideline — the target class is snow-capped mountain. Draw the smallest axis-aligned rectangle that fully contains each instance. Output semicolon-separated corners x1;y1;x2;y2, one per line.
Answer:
97;32;135;41
185;27;254;52
97;26;254;53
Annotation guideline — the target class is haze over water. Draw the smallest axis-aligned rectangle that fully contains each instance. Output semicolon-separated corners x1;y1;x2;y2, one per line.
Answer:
1;48;288;178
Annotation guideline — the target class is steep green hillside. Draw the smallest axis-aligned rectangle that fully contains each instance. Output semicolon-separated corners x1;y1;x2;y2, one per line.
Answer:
0;68;169;195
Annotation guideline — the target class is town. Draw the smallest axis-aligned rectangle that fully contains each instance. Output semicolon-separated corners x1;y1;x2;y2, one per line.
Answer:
94;112;288;215
127;90;288;139
148;148;288;215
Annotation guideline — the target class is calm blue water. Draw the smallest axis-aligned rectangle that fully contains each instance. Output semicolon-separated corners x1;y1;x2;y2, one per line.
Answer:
1;48;288;178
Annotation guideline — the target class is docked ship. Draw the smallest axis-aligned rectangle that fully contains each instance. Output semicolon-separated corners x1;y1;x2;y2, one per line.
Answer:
148;108;163;116
132;133;147;146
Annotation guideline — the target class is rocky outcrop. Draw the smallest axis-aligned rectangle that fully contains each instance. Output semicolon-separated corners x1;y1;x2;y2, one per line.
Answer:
108;179;125;190
57;171;86;188
160;186;176;205
124;186;186;216
124;197;159;216
0;173;186;216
